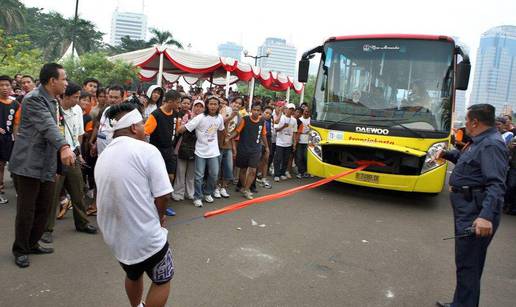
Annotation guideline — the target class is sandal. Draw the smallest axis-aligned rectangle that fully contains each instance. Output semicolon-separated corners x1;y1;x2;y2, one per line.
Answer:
86;207;97;216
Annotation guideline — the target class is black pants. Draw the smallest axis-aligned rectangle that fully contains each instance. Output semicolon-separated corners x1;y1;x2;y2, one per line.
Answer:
296;143;308;175
273;145;292;177
12;175;56;257
451;192;499;307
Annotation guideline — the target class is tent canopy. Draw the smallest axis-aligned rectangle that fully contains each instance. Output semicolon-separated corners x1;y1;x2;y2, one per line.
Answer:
109;46;304;94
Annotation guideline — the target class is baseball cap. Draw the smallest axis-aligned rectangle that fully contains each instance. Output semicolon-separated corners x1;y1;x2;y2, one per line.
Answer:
275;100;286;107
193;99;204;107
286;103;296;109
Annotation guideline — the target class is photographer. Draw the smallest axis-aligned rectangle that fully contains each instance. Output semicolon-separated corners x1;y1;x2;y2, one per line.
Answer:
42;82;97;244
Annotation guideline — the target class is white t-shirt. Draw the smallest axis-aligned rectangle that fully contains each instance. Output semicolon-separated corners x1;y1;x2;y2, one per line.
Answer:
298;117;311;144
61;104;84;148
95;136;173;265
185;113;225;158
274;115;297;147
97;106;114;155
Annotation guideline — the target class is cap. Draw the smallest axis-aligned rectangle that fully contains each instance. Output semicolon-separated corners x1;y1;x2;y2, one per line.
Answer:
286;103;296;109
275;100;286;107
193;99;204;107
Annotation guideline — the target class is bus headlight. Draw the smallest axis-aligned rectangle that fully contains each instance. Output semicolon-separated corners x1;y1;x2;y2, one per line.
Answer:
308;129;322;160
421;141;447;174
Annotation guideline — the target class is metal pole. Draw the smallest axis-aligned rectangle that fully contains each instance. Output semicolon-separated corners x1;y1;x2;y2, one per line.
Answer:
71;0;79;61
300;86;304;104
249;77;255;112
225;70;231;98
286;87;291;103
157;52;164;86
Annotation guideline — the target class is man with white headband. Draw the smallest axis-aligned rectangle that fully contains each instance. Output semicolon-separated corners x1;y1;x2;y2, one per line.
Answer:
95;103;174;307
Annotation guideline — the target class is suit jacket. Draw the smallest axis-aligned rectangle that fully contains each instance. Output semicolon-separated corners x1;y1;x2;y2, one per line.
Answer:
9;85;67;182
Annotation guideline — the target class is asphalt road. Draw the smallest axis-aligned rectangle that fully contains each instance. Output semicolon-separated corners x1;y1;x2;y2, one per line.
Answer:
0;173;515;307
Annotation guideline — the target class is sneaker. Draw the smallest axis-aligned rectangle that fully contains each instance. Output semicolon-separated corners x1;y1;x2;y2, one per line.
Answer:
193;199;203;207
0;195;8;205
242;190;254;200
166;208;176;216
296;173;303;179
255;177;263;184
171;194;184;202
280;175;288;181
274;176;280;182
262;179;272;189
285;171;292;179
220;188;230;198
204;195;214;203
213;188;222;199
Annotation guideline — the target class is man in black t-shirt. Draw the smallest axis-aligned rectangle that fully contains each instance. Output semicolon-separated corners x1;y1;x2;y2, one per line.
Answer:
228;103;269;199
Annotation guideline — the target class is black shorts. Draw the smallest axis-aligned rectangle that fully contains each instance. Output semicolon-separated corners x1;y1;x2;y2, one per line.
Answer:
236;150;261;169
119;242;174;285
0;136;14;162
158;147;177;175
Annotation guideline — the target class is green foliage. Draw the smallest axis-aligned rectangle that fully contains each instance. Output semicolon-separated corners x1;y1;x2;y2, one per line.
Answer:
105;36;153;55
62;52;139;87
17;7;104;61
0;29;45;77
148;28;183;48
0;0;25;33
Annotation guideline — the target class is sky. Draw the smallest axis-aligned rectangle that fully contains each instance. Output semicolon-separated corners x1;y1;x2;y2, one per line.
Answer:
21;0;516;87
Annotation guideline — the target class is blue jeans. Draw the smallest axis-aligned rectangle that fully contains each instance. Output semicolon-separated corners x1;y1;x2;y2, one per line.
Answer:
218;148;233;181
194;154;220;200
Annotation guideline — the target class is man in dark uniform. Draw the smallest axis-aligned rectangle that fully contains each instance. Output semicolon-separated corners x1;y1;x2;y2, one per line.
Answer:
436;104;508;307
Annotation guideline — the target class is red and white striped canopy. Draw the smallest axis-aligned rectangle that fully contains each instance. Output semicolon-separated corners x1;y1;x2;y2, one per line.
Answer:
109;46;304;94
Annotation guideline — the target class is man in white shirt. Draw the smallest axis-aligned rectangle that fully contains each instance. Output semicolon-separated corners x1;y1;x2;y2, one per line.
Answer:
92;85;124;155
42;82;97;244
178;96;225;207
295;107;311;179
95;103;174;307
273;103;297;182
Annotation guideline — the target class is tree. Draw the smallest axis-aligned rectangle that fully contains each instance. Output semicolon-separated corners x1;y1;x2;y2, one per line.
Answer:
0;0;25;33
148;28;183;48
0;29;45;77
19;8;104;61
62;52;139;87
105;36;152;55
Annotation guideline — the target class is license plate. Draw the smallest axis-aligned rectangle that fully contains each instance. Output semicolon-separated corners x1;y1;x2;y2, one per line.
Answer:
355;173;379;183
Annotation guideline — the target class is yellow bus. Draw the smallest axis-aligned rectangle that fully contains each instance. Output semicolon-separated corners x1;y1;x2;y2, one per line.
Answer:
297;34;471;193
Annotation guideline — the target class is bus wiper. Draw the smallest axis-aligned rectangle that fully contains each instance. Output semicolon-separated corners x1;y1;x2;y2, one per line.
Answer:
389;122;425;138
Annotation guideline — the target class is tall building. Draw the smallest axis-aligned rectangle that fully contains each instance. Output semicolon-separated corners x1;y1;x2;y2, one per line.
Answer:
470;25;516;114
218;42;243;61
256;38;297;77
110;11;148;45
454;90;467;121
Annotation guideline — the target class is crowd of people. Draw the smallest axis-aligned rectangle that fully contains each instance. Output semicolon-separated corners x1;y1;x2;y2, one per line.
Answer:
0;65;313;254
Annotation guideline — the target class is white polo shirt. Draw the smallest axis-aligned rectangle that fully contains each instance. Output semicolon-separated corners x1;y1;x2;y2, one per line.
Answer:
61;104;84;148
95;136;173;265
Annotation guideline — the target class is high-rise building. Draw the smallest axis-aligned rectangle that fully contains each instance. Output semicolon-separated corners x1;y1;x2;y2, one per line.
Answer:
256;38;297;77
110;11;148;45
470;25;516;114
218;42;243;61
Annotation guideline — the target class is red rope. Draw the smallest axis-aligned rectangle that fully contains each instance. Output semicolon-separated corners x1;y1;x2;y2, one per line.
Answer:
204;160;385;219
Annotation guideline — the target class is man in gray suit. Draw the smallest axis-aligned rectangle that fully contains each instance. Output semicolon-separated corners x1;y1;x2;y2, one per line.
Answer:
9;63;76;268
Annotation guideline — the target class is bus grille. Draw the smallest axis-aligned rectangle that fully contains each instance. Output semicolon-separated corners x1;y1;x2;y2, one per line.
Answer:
321;145;425;175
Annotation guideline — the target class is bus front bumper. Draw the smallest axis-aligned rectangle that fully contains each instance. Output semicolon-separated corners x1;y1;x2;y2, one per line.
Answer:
307;150;447;193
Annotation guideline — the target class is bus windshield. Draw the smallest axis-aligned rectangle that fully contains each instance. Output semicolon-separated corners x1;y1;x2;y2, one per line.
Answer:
314;39;455;133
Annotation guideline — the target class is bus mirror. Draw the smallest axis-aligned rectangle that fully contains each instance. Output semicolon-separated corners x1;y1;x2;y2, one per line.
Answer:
298;59;310;83
456;61;471;90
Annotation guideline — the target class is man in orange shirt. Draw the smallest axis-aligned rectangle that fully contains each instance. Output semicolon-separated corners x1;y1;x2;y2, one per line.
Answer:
144;90;182;216
0;75;21;203
227;103;269;199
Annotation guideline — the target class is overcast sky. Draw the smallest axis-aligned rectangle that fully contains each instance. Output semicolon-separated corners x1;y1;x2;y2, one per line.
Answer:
21;0;516;81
